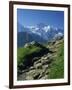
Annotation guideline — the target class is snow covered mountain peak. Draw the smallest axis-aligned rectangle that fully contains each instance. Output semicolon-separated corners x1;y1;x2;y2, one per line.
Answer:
43;25;51;32
18;22;64;43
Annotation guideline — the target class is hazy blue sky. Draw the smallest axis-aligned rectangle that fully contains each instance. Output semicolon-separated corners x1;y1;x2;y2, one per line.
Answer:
17;9;64;28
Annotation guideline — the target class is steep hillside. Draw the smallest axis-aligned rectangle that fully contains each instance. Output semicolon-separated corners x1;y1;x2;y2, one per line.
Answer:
17;39;64;80
47;39;64;79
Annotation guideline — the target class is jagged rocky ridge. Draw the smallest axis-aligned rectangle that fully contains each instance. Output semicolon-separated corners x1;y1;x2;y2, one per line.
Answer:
17;38;64;80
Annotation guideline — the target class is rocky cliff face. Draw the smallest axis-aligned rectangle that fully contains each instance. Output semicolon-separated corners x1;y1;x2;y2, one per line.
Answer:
18;53;52;80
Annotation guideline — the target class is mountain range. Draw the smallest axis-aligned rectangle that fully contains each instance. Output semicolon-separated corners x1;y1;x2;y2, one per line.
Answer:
17;22;64;47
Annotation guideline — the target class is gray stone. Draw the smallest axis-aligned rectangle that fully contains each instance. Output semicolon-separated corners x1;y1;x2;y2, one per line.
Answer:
41;56;48;60
33;73;40;79
34;63;42;69
32;57;40;62
42;65;49;70
34;60;41;65
27;69;36;76
25;76;34;80
41;60;49;65
29;66;35;70
40;75;48;79
24;43;29;48
45;70;49;74
30;41;36;45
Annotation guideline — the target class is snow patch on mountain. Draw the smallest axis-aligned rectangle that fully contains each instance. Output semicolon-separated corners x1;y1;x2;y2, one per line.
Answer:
43;25;51;32
17;22;64;43
54;32;63;40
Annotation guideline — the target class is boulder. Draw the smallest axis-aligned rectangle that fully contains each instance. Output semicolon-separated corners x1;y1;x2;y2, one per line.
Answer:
32;57;40;62
26;76;34;80
34;63;42;69
24;43;29;48
41;60;49;65
30;41;36;45
33;73;40;79
45;70;49;74
42;65;49;70
29;66;35;70
40;75;48;79
41;56;48;60
34;60;41;65
27;69;36;76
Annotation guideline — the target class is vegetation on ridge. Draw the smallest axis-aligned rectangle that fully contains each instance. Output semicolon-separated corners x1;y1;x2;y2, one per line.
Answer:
17;39;64;79
48;41;64;79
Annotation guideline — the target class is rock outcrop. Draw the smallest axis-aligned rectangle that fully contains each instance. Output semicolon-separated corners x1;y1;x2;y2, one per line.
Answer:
18;51;53;80
17;39;64;80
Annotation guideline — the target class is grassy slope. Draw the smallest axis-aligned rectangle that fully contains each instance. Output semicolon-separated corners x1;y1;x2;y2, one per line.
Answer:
48;41;64;79
17;40;64;79
17;45;42;67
